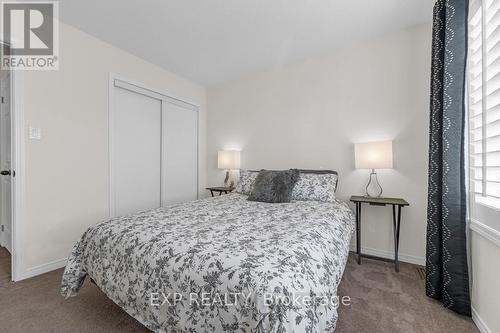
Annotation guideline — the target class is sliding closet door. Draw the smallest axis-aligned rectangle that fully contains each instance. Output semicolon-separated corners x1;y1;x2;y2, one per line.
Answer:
112;86;162;216
162;102;198;205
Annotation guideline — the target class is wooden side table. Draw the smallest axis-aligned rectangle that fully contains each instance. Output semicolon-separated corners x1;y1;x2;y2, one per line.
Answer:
350;196;409;272
206;187;234;197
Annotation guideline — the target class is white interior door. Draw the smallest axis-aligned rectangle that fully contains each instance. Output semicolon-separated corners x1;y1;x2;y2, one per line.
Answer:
112;86;162;217
162;102;198;205
0;69;11;253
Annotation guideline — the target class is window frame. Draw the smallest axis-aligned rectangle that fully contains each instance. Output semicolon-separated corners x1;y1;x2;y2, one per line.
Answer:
467;0;500;233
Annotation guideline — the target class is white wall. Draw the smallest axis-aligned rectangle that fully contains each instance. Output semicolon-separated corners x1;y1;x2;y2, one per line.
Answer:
207;24;432;263
471;230;500;333
18;22;206;277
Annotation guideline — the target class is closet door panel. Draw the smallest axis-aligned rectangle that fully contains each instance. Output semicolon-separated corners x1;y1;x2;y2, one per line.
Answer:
113;87;162;216
162;102;198;205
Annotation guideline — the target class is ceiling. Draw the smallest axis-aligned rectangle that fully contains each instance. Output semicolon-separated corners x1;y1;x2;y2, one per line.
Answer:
59;0;435;86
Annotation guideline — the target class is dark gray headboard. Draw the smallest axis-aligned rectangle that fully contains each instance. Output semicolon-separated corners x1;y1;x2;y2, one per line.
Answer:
297;169;337;175
248;169;339;192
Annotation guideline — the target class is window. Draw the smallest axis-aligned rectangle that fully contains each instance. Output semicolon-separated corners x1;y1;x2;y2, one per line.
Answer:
468;0;500;213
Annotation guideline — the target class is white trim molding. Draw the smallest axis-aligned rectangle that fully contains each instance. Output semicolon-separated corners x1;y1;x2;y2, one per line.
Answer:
360;246;426;266
472;306;492;333
349;244;426;266
10;65;26;282
470;219;500;248
18;257;68;281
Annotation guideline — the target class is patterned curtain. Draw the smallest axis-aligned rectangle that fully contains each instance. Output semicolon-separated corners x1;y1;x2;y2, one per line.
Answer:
426;0;471;316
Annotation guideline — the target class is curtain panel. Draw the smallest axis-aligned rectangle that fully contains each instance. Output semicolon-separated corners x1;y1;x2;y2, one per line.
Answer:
426;0;471;316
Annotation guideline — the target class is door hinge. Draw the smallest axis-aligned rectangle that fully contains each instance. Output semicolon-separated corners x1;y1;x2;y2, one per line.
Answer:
1;96;4;103
1;225;4;232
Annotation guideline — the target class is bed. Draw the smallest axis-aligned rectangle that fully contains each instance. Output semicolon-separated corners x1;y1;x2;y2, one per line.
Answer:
61;190;354;332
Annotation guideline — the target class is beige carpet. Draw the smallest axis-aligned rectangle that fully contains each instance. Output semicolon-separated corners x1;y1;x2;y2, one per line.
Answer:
0;247;478;332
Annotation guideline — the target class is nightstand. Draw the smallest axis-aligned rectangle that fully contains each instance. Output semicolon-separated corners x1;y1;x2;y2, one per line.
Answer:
349;196;410;272
206;186;234;197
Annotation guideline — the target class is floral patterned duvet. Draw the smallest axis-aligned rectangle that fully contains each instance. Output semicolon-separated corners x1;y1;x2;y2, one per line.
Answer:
61;193;354;332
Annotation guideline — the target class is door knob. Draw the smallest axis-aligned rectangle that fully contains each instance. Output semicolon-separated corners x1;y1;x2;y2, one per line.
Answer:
0;170;11;176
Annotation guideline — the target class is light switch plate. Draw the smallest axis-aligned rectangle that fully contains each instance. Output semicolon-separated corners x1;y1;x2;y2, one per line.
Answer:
29;126;42;140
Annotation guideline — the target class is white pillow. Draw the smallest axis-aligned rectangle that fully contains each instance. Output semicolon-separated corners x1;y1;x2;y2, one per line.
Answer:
234;170;259;195
291;173;337;203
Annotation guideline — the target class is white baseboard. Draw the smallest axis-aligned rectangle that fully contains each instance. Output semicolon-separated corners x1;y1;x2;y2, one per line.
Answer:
472;306;492;333
16;257;68;281
349;244;426;266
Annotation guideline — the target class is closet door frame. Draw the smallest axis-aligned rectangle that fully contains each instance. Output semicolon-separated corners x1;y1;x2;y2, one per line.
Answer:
108;73;199;217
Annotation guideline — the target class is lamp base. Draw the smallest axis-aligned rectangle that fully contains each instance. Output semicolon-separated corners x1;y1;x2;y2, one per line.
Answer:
223;170;230;187
223;171;235;188
365;169;383;197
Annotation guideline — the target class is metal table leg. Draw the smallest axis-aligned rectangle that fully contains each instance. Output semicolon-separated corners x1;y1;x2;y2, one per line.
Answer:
392;204;402;272
356;202;361;265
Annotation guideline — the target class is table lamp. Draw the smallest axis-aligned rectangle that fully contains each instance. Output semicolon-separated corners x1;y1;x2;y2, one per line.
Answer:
355;141;393;197
218;150;240;188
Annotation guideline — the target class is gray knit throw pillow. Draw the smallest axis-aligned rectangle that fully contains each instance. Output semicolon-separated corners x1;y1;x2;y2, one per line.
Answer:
247;169;300;203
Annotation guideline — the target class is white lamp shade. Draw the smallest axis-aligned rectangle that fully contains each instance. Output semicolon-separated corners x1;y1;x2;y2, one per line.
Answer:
355;141;393;169
218;150;241;170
